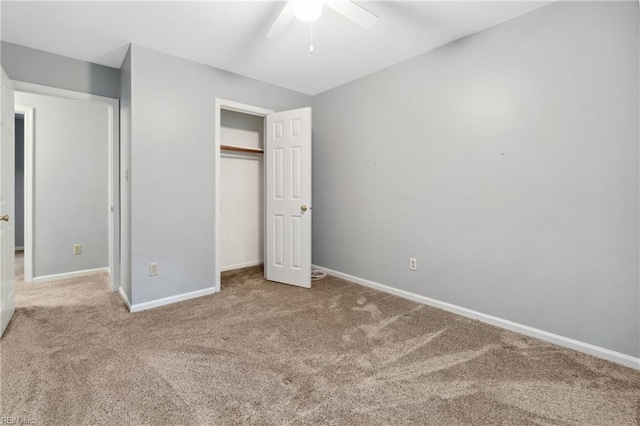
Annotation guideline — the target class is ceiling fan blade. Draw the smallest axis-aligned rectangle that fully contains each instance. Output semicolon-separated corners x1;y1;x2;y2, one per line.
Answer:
325;0;377;29
267;3;295;39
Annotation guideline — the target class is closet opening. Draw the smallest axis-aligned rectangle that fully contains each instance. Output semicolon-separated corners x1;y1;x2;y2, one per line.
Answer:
214;99;273;291
220;109;264;272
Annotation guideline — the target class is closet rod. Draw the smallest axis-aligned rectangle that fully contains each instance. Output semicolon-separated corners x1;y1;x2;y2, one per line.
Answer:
220;144;264;154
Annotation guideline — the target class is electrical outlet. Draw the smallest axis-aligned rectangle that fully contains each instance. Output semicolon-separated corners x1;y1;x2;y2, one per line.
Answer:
73;244;82;255
149;262;159;276
409;257;417;271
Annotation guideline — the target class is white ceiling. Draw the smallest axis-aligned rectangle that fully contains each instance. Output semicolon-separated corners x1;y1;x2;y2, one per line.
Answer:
1;1;552;95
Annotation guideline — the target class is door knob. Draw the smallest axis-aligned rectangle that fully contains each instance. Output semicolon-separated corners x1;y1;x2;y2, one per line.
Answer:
1;215;8;222
300;205;308;212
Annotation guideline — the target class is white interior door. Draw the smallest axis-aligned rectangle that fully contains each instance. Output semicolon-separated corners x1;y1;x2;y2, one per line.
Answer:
265;107;312;288
0;68;16;336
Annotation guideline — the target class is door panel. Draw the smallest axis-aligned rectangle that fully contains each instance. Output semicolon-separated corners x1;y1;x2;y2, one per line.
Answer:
265;107;311;288
1;67;15;337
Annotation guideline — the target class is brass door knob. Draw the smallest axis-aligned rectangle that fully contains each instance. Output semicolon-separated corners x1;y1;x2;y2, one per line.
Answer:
300;205;308;212
1;215;9;222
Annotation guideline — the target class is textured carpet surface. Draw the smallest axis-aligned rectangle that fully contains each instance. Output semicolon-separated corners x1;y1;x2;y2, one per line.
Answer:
1;252;640;425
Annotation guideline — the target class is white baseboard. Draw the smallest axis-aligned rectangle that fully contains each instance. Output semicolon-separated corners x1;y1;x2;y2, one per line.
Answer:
312;265;640;370
32;267;110;284
119;287;132;310
128;287;218;313
221;260;263;272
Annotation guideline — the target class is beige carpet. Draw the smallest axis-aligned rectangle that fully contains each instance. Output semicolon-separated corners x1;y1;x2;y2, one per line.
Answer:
1;252;639;425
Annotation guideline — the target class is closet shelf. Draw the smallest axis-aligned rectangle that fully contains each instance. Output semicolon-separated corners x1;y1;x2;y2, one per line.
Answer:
220;144;263;154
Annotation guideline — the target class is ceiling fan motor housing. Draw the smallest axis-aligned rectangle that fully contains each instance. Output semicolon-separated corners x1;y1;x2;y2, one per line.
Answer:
291;0;323;22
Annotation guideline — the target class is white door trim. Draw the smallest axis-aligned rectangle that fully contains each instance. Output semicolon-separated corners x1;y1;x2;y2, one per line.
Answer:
12;81;120;292
14;106;34;283
214;98;273;291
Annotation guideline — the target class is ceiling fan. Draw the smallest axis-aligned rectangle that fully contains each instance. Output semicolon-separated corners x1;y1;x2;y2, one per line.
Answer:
267;0;378;40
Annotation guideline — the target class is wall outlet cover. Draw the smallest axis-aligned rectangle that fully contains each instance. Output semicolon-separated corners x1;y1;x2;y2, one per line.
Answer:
149;262;159;276
409;257;417;271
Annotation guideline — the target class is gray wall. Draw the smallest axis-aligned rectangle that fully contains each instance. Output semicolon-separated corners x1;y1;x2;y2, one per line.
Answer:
127;45;311;305
16;91;110;277
1;42;120;99
14;116;23;248
312;1;639;357
120;46;132;302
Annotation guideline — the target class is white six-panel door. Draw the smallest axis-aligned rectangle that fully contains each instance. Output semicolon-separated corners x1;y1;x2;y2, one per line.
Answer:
0;68;16;337
265;107;312;288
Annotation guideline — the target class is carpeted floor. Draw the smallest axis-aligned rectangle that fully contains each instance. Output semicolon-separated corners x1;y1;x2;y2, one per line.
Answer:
1;252;639;425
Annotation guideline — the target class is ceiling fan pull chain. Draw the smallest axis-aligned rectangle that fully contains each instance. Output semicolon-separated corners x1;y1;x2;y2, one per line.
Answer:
310;22;314;54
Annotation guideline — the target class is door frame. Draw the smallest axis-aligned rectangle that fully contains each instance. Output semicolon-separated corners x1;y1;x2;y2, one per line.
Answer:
14;105;34;283
12;81;120;292
214;98;272;291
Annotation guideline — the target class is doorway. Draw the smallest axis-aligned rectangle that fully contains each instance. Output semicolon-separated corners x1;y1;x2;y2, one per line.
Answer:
220;109;265;272
13;111;27;285
214;99;273;290
214;100;313;291
13;82;120;292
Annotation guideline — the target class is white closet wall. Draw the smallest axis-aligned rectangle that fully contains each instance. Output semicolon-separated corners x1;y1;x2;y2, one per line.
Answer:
220;110;264;271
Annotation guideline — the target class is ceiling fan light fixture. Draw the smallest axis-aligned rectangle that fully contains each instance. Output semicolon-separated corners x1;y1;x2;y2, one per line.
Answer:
291;0;323;22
